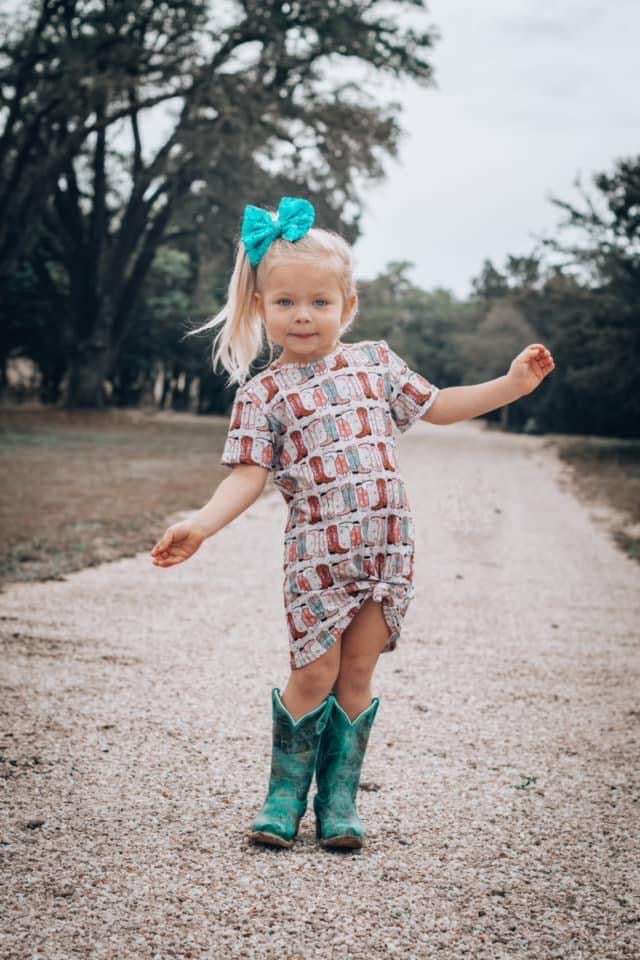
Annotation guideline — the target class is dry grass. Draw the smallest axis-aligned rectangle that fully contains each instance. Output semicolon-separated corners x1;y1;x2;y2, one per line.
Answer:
0;405;231;588
1;405;638;589
543;433;640;563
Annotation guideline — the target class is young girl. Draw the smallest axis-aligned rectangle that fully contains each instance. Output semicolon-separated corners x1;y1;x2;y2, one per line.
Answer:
150;196;555;851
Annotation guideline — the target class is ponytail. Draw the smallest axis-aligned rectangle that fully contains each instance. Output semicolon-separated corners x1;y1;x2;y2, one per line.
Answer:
186;241;266;387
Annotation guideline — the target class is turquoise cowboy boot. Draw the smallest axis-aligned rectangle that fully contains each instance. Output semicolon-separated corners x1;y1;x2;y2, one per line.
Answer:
249;688;335;848
313;696;380;849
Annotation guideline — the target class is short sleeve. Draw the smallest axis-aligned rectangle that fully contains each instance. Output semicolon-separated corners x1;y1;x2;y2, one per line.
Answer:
220;386;276;470
383;340;440;433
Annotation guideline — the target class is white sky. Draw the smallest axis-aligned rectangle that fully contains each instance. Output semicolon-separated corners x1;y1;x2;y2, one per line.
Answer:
352;0;639;297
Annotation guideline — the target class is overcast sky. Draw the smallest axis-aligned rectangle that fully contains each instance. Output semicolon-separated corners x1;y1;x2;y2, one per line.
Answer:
352;0;638;297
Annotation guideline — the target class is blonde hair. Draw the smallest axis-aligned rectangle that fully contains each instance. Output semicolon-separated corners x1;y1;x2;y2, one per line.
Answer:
186;222;358;386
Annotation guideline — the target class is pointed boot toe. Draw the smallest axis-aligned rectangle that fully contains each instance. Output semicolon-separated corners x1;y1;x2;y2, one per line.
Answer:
248;689;334;848
315;815;364;849
313;697;380;850
249;825;295;849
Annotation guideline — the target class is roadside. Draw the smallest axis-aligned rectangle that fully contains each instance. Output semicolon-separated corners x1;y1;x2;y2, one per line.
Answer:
0;405;231;588
1;405;638;591
547;434;640;563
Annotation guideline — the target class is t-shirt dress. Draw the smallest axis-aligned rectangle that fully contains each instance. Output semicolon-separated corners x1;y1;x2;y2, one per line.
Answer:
220;339;440;670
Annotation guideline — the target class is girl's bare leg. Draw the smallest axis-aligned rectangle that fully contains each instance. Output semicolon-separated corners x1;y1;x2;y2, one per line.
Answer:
281;638;342;721
332;597;391;720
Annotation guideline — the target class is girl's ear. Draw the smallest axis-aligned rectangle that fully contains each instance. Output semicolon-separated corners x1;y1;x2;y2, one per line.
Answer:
254;291;264;320
343;292;358;325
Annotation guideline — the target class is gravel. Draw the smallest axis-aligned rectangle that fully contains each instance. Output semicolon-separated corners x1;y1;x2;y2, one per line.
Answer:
1;420;639;959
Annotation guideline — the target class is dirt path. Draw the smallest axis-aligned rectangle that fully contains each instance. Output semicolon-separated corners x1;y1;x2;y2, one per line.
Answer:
1;420;638;960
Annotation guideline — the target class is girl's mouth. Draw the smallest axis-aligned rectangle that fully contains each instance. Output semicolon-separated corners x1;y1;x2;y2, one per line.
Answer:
291;333;316;339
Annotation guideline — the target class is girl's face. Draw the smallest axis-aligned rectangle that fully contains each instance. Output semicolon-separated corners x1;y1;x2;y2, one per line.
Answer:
254;259;357;364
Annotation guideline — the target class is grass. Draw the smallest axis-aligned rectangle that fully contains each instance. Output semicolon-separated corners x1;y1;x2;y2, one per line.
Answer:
544;433;640;563
1;405;638;588
0;405;233;587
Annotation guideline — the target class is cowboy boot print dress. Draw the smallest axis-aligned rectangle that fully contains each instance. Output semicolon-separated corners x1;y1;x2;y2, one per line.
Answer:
220;339;440;670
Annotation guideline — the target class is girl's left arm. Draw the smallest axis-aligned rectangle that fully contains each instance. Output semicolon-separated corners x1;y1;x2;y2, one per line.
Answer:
423;343;555;426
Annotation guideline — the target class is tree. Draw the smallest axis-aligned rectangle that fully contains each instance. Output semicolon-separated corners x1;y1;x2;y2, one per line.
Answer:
541;155;640;437
112;245;194;408
470;258;509;301
453;300;538;429
1;0;438;407
356;261;469;388
463;157;640;437
0;0;209;272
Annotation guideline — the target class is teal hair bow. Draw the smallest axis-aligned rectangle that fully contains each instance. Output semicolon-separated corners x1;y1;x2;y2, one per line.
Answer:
241;196;315;267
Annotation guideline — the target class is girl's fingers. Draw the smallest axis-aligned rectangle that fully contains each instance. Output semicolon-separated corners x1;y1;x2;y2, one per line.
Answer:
525;344;555;367
152;553;171;564
153;548;175;560
151;531;173;554
154;555;183;567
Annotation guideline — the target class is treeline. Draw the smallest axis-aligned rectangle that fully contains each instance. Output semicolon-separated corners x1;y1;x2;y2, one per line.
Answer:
1;4;637;438
358;154;640;439
0;0;437;410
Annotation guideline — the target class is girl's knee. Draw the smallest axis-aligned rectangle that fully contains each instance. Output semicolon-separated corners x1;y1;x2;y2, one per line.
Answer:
290;641;340;692
336;652;376;692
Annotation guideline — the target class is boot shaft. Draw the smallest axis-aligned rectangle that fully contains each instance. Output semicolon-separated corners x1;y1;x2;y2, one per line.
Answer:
268;688;336;801
315;696;380;806
270;687;334;757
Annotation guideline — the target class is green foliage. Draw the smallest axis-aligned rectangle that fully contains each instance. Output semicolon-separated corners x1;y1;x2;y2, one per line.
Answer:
355;155;639;440
113;246;195;406
521;156;639;437
454;301;538;387
2;2;636;437
355;261;471;387
0;0;437;406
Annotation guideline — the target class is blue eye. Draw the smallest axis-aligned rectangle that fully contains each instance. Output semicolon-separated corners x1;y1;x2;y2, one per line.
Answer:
314;298;329;307
277;297;292;306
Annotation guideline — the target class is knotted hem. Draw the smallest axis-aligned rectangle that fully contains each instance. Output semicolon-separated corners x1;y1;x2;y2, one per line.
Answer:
288;581;411;671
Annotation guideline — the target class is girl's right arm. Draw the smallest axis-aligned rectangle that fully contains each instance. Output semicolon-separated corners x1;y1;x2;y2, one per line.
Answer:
150;464;269;568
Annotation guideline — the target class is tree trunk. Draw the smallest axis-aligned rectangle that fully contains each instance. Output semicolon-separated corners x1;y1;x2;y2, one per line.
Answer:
65;338;112;408
159;366;172;409
139;369;157;408
172;371;192;411
39;355;67;405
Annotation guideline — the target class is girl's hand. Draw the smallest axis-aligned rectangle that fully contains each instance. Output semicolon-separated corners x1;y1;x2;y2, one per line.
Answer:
507;343;556;397
150;521;206;568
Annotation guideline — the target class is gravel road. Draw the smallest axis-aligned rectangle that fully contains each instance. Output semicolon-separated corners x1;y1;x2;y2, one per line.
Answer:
1;419;638;959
